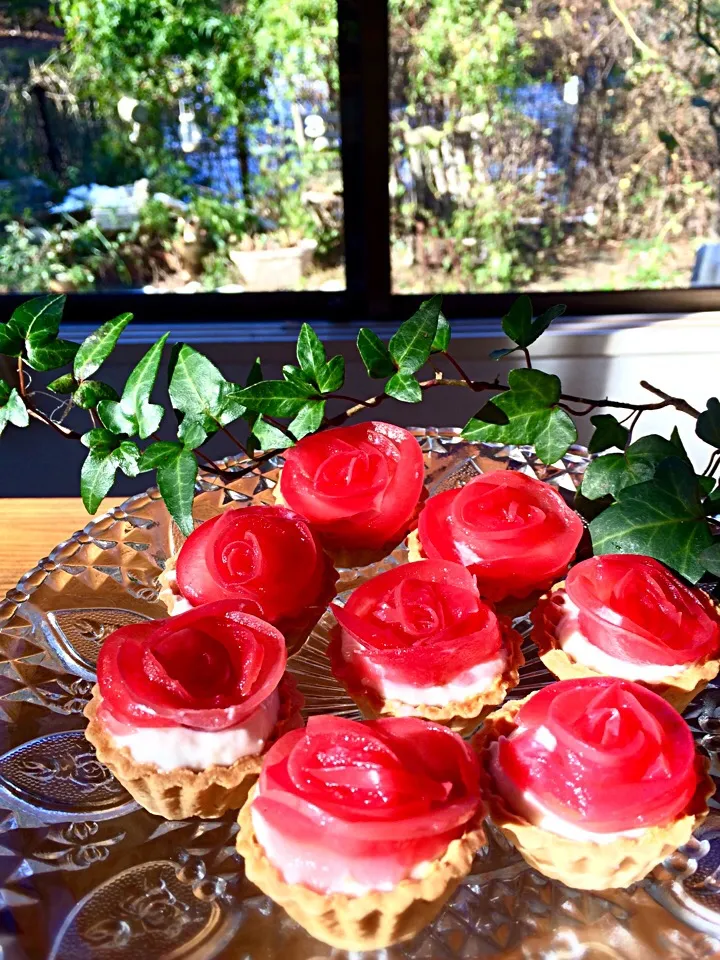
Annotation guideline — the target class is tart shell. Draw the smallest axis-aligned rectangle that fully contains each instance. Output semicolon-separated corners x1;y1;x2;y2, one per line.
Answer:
328;614;524;735
474;696;715;890
274;471;426;569
532;582;720;713
236;784;486;950
83;675;303;820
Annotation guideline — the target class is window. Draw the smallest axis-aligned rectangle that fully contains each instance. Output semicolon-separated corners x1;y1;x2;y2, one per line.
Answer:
0;2;343;297
389;0;720;296
1;2;719;322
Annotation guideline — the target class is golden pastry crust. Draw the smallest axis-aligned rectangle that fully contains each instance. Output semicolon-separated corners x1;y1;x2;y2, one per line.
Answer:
532;582;720;713
236;784;486;950
84;676;303;820
328;614;524;734
473;696;715;890
274;471;426;569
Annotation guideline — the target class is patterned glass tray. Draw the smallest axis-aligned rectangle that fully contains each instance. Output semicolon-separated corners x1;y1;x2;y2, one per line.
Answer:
2;430;720;960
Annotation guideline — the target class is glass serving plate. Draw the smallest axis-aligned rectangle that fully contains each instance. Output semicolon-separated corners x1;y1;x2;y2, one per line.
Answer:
1;430;719;960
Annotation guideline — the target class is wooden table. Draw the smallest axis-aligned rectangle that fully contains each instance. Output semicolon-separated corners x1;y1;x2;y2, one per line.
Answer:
0;497;125;597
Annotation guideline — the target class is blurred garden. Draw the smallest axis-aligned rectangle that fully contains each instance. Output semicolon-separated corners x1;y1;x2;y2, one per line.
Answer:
390;0;720;292
2;1;720;295
0;0;343;293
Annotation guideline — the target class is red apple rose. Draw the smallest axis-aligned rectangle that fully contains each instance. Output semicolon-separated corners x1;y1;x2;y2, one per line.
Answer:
563;554;720;666
174;504;337;644
253;715;482;879
331;559;508;687
278;421;425;558
97;601;292;730
494;677;698;831
417;471;583;601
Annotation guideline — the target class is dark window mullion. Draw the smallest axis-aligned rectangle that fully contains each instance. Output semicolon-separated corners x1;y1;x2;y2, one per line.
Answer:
337;0;391;321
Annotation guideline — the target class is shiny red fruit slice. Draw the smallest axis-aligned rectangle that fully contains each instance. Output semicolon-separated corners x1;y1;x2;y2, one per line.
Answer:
279;421;425;552
332;559;503;685
418;471;583;601
495;676;697;831
97;601;286;730
565;554;720;666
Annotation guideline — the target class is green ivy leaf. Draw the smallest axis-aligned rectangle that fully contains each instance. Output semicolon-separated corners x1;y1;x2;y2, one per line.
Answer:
587;414;629;454
282;364;315;390
500;295;533;347
316;355;345;394
156;447;197;537
9;293;65;340
168;343;245;442
47;373;77;395
0;380;28;436
288;399;325;439
388;295;442;374
251;417;294;450
701;542;720;576
699;475;716;497
670;426;689;459
0;324;23;358
231;380;314;418
431;311;451;352
73;380;120;410
25;338;79;372
246;357;263;386
581;434;679;500
590;457;713;582
385;372;423;403
501;297;565;349
470;399;510;426
80;431;141;514
297;323;326;382
697;398;720;448
461;368;577;464
98;334;168;439
74;313;132;381
489;347;517;361
177;416;208;450
138;441;183;471
357;328;395;379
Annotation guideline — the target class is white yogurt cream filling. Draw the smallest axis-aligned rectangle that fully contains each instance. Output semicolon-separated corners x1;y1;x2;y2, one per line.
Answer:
107;689;280;772
555;595;694;683
251;807;435;895
489;730;648;844
341;634;505;705
162;568;194;616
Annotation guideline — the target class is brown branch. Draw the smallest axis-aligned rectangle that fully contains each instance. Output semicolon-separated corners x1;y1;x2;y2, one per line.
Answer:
522;347;532;369
639;381;701;418
219;424;250;458
442;351;474;388
27;407;81;439
17;358;26;400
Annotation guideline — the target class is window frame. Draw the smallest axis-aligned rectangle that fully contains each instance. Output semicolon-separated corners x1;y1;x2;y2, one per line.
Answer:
3;1;720;324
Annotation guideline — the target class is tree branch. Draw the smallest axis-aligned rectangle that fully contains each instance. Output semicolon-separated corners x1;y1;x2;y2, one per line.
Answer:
639;381;701;418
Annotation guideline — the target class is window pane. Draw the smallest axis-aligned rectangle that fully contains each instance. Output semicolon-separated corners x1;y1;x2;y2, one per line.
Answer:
0;2;343;294
390;1;716;293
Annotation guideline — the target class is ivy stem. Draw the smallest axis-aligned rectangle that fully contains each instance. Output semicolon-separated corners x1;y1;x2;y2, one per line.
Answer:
89;410;97;428
625;410;644;446
27;406;81;439
442;352;474;388
703;449;720;476
219;424;250;458
264;415;295;443
522;347;533;369
17;357;26;399
639;381;701;418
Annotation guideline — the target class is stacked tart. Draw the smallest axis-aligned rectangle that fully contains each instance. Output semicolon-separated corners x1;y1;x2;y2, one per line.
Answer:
532;554;720;710
275;421;425;566
158;504;337;653
475;676;714;889
329;559;523;730
237;715;486;950
84;601;302;819
409;470;583;607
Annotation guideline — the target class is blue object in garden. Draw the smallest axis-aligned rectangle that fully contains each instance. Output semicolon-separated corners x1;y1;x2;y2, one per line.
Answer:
691;244;720;286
